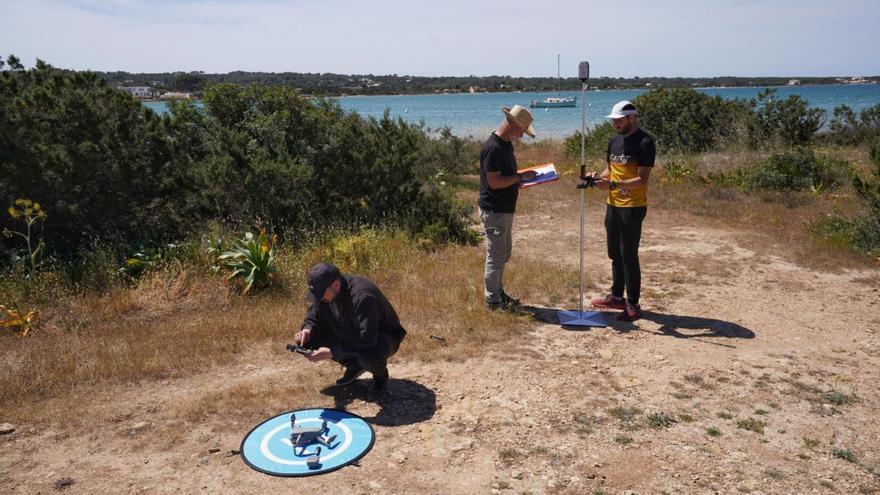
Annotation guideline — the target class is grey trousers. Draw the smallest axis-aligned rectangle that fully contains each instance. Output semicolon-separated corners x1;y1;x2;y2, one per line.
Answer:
480;208;515;303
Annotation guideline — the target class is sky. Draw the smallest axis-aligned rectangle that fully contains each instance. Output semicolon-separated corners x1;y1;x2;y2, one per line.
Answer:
2;0;879;78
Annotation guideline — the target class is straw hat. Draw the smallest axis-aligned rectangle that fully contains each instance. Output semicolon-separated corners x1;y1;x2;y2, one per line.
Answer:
502;105;536;138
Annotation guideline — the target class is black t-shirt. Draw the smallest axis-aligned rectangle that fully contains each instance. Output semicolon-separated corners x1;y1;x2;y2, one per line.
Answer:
478;133;519;213
606;128;656;168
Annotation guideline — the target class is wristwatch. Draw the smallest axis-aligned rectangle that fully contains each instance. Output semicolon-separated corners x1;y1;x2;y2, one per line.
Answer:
609;181;617;190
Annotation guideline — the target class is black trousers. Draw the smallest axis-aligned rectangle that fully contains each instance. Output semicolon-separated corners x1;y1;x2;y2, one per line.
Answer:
604;204;647;305
311;332;401;380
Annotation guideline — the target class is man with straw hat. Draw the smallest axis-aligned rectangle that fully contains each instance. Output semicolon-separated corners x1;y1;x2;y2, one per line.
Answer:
478;105;538;311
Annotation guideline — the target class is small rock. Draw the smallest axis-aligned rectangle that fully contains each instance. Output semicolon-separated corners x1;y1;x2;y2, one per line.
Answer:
130;421;149;432
369;481;383;489
390;451;407;464
620;377;642;388
0;423;15;435
511;470;523;480
547;480;557;488
450;436;474;452
54;477;74;490
598;350;614;359
491;482;501;489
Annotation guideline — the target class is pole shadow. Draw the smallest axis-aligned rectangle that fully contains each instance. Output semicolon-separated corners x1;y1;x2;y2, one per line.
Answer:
319;378;436;427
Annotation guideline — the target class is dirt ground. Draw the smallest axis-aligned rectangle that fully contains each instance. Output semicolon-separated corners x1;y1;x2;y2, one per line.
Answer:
2;182;879;494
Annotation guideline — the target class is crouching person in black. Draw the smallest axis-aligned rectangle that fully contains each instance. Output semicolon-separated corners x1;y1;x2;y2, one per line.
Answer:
292;262;406;393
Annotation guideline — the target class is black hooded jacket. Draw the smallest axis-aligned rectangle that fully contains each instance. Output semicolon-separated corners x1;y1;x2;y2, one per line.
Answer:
302;275;406;356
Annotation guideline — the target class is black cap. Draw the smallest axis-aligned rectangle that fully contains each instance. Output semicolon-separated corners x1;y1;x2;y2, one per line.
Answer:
307;262;341;301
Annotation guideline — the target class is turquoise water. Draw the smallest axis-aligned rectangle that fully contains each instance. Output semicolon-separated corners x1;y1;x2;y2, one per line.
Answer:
144;84;880;139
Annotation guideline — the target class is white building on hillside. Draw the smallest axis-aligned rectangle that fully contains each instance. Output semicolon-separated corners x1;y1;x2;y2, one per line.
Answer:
160;92;192;100
119;86;154;98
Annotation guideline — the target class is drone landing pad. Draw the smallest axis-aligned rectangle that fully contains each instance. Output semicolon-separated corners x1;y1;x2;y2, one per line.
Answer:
241;408;375;477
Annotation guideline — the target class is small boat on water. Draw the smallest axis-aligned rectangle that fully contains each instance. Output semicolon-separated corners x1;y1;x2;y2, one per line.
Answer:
530;96;576;108
530;54;576;108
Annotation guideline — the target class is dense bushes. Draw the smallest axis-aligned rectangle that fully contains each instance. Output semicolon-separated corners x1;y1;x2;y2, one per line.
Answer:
633;88;750;153
1;61;476;272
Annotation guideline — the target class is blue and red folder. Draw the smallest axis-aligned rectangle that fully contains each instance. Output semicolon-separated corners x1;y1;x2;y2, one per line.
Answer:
518;163;559;188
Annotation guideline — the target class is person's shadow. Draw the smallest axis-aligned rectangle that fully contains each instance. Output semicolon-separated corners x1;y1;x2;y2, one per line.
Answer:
638;310;755;340
518;304;560;323
319;378;436;427
519;304;755;342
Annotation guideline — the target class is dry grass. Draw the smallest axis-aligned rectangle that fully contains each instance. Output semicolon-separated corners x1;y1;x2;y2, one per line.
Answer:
0;230;571;425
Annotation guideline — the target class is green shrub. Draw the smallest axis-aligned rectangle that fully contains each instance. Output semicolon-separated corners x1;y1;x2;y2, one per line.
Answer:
663;158;697;183
563;121;616;159
832;448;856;463
736;417;766;434
751;89;825;147
743;147;849;192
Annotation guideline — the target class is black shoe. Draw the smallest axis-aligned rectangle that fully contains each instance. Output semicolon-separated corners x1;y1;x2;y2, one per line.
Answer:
500;291;521;306
373;376;388;393
487;300;503;310
336;364;365;386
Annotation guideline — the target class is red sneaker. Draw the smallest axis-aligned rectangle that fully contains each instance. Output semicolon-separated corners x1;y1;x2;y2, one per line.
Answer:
591;294;626;310
618;303;642;322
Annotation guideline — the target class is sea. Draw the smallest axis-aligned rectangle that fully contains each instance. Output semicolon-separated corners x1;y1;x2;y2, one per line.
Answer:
143;84;880;140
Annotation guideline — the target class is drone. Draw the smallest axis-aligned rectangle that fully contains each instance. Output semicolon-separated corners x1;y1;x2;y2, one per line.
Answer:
288;413;337;465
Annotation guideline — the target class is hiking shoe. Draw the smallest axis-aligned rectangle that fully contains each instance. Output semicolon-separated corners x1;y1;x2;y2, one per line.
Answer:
591;294;626;310
335;364;365;386
618;302;642;322
500;291;522;306
373;375;388;393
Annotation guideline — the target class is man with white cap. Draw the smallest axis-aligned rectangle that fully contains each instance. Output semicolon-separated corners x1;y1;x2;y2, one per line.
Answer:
587;101;656;321
478;105;538;311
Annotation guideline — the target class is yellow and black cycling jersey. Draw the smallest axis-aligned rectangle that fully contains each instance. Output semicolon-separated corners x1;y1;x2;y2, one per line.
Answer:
606;128;655;208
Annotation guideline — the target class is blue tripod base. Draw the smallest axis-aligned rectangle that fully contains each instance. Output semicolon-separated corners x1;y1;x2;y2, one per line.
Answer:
558;310;607;327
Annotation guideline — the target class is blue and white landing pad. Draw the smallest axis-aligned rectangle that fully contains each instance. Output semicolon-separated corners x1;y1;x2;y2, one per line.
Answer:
241;408;375;477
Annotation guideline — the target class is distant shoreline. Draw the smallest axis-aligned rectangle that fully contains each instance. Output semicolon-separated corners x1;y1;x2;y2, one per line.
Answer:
102;69;879;99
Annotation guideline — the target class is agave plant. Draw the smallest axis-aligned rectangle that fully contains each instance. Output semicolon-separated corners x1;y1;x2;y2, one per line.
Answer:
218;231;276;294
0;301;38;337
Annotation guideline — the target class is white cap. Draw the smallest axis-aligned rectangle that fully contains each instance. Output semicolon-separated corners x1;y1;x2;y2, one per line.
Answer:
606;101;637;119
